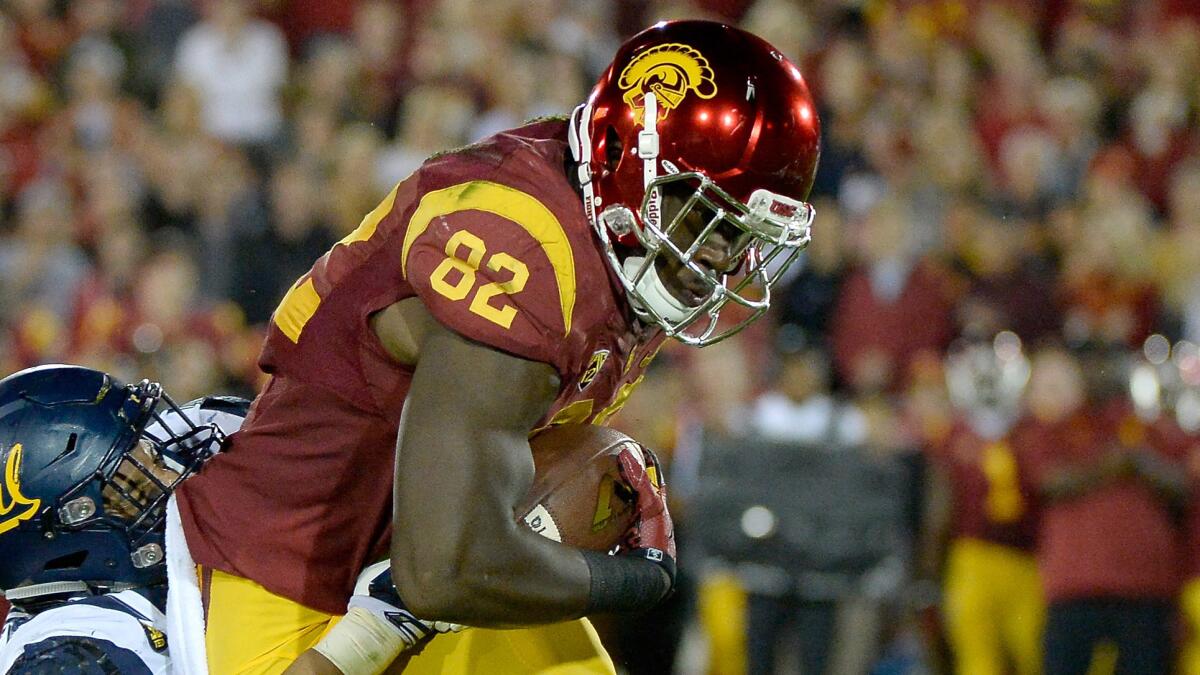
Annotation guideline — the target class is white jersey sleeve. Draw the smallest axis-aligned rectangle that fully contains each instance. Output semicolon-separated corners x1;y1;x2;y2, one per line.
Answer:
0;590;170;674
169;396;251;438
146;396;250;472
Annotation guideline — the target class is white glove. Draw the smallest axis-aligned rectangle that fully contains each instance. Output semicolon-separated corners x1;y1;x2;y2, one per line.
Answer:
346;560;464;643
310;560;462;675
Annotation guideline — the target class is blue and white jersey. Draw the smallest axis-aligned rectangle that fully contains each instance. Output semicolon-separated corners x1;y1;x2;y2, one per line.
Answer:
0;590;169;674
0;396;249;675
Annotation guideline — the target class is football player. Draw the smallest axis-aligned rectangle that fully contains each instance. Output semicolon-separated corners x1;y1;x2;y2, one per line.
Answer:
173;20;820;675
0;365;246;674
925;335;1043;675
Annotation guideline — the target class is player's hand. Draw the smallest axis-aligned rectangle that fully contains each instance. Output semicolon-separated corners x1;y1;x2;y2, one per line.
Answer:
614;443;677;588
347;560;464;646
305;561;463;675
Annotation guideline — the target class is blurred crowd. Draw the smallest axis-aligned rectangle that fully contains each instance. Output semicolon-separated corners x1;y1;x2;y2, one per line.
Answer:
4;0;1200;673
601;0;1200;673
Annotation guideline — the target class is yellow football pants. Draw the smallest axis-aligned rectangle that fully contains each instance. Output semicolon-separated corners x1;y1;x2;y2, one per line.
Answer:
1180;578;1200;675
697;571;747;675
942;538;1045;675
201;568;615;674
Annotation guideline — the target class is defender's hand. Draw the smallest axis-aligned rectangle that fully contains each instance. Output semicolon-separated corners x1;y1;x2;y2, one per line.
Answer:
307;561;463;675
347;561;464;645
614;444;677;588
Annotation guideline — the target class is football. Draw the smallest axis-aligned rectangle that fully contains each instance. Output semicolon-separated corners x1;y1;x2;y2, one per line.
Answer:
517;424;643;551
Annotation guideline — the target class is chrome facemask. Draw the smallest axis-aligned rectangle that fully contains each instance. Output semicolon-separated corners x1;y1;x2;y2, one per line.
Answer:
945;332;1030;430
612;169;812;345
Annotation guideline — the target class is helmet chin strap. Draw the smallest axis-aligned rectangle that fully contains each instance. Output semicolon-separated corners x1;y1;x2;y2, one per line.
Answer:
572;95;692;327
568;102;599;227
638;93;661;233
623;256;693;323
4;580;138;603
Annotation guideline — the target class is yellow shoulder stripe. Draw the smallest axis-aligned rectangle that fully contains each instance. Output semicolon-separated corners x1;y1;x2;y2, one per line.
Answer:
339;183;399;247
274;278;321;344
401;181;576;335
271;184;400;344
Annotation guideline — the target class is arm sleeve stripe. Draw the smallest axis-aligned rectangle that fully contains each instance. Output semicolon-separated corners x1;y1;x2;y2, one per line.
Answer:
273;277;321;344
400;180;577;336
271;184;401;343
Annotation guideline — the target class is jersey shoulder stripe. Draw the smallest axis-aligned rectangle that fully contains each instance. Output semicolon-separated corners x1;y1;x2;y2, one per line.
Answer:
274;183;401;344
400;180;577;336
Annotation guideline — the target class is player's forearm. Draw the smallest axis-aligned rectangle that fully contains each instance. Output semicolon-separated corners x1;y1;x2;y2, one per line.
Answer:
1131;450;1189;511
1039;467;1106;502
395;520;594;627
391;426;593;626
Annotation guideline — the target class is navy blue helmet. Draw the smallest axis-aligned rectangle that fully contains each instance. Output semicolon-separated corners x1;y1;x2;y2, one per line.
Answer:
0;365;223;609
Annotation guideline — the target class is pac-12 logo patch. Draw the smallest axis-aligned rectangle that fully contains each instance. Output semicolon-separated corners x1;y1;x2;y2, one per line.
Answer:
0;444;41;536
618;43;718;125
579;350;610;391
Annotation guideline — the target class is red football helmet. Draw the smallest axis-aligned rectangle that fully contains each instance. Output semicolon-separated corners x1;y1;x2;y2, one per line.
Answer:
569;20;820;345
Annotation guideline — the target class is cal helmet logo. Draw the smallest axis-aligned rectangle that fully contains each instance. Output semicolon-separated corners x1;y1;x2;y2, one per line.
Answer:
579;349;610;391
618;43;718;124
0;444;41;535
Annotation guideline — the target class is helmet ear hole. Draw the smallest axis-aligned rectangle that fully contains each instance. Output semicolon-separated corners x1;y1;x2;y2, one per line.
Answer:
44;550;88;571
604;126;622;171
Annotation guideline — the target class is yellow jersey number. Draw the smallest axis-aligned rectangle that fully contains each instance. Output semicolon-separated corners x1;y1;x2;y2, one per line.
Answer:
429;230;529;329
272;182;531;341
982;441;1024;523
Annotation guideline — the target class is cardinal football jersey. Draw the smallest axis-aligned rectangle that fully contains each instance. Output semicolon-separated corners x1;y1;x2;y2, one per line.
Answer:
930;421;1037;550
176;119;665;613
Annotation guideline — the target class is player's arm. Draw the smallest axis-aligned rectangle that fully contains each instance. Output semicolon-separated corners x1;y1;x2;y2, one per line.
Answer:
294;304;671;673
1039;446;1133;503
391;313;648;625
1129;449;1189;514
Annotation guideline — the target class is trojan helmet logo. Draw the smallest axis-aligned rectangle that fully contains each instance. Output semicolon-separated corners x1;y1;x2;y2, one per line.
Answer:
579;349;610;391
0;444;42;535
618;43;718;125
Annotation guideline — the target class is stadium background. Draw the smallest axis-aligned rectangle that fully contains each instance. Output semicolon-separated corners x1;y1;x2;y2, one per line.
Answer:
3;0;1200;673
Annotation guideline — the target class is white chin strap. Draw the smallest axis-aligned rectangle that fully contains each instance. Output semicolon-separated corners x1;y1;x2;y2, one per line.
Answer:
623;256;693;323
568;101;598;226
571;94;720;333
639;93;661;232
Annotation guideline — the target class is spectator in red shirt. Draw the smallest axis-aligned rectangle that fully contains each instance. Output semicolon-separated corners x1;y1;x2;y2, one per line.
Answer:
1021;344;1187;675
829;194;955;394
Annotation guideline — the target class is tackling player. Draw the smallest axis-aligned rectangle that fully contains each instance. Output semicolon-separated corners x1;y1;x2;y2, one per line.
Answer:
0;365;246;674
174;20;821;674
